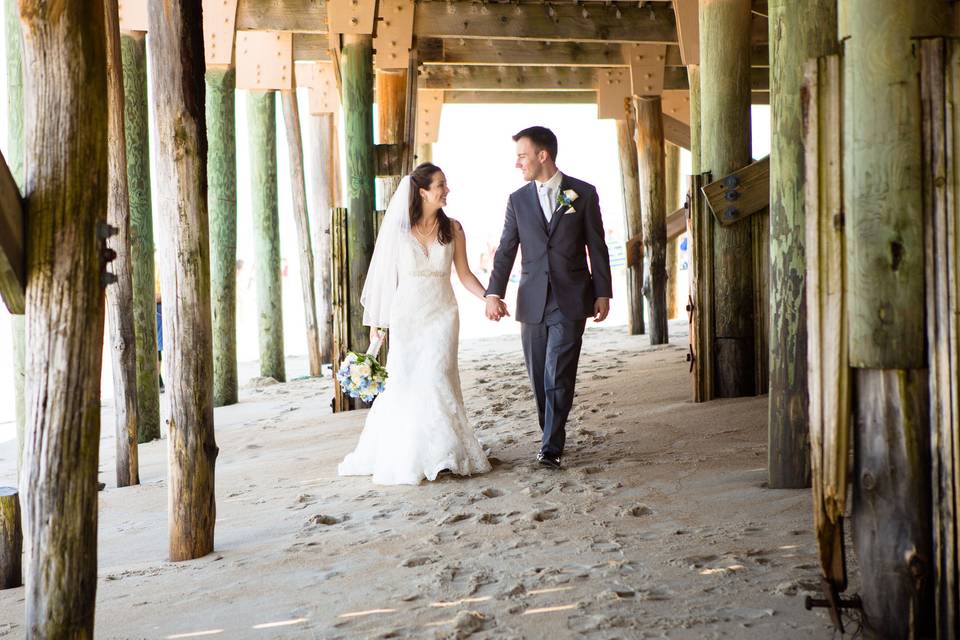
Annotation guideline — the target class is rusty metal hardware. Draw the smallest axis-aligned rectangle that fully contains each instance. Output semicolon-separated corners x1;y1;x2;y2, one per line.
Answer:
722;174;739;190
97;221;119;240
804;578;861;634
723;207;739;221
723;190;740;201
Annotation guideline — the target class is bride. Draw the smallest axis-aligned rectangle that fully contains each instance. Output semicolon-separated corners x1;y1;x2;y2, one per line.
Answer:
337;163;497;485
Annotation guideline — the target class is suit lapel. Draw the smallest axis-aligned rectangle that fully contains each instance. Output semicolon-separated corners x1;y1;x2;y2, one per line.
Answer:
526;181;548;235
547;176;571;237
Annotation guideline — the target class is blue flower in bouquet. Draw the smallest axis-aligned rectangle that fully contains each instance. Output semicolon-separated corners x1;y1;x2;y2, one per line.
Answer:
336;350;388;401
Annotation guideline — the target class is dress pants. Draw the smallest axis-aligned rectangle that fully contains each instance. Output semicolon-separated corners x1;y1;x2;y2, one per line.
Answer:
520;287;586;457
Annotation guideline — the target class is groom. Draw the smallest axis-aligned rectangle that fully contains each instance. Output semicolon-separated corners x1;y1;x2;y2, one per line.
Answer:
485;126;612;469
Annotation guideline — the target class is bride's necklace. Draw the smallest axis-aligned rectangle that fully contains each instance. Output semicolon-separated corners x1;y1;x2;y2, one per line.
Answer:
414;217;438;241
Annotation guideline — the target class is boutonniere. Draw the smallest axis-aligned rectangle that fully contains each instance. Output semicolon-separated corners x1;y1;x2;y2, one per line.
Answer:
556;189;579;214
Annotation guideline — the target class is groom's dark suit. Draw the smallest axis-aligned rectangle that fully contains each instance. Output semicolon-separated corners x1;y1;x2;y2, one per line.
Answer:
486;173;612;458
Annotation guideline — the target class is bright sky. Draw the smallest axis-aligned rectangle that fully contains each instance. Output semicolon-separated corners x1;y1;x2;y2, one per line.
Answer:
0;33;772;439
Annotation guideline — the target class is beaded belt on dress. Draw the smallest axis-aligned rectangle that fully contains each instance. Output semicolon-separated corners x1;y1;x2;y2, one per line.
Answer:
408;270;447;278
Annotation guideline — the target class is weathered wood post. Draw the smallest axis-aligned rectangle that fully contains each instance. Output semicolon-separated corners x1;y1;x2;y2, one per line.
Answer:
4;0;25;475
665;142;681;320
281;90;322;377
845;0;947;634
377;69;407;207
105;0;139;488
342;34;377;352
248;90;286;381
0;487;20;589
206;66;239;406
147;0;219;562
766;0;837;489
616;104;644;335
19;2;108;634
699;0;755;396
121;29;161;443
636;96;668;344
306;111;338;364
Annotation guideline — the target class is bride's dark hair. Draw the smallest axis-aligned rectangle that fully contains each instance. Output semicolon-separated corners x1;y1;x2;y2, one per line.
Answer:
409;162;454;245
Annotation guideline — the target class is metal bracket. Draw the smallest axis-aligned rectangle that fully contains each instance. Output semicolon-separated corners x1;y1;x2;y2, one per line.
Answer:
236;31;294;90
805;578;862;634
118;0;148;32
374;0;415;70
328;0;378;35
595;68;631;120
623;44;666;96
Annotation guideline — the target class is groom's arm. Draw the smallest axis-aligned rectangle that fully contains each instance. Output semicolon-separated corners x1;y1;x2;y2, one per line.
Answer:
583;189;613;299
485;196;520;298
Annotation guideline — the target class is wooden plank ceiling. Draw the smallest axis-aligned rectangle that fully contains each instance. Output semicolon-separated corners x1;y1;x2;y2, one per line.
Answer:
239;0;771;119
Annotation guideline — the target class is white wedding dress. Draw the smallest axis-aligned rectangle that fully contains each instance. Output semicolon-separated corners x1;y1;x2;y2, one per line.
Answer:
337;231;492;485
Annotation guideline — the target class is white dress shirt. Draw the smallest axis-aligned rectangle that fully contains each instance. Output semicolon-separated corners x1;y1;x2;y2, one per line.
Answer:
535;170;564;224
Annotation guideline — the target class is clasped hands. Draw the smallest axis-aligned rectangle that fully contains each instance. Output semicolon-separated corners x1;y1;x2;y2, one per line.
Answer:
484;296;509;322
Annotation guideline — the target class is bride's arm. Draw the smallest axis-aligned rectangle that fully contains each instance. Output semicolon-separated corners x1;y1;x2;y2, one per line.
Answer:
450;220;490;300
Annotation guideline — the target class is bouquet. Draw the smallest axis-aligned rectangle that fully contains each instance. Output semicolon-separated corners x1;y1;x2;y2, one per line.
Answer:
336;334;388;403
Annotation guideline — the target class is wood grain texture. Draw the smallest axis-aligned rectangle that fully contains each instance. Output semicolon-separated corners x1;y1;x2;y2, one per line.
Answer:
0;487;20;589
665;142;680;320
700;155;769;226
700;0;755;397
418;65;714;92
767;0;837;490
306;113;337;364
341;34;376;352
617;107;644;336
105;0;140;488
247;90;286;381
147;0;218;562
206;67;239;406
236;0;327;32
19;1;108;634
0;0;22;316
689;172;714;402
845;0;925;368
0;145;22;313
121;32;161;443
281;90;322;377
414;1;677;44
636;97;668;345
376;69;406;209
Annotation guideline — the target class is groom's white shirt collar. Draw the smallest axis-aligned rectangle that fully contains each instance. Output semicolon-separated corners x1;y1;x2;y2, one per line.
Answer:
535;169;563;193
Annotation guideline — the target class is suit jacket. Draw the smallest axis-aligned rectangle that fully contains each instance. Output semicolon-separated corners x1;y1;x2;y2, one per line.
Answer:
486;173;613;324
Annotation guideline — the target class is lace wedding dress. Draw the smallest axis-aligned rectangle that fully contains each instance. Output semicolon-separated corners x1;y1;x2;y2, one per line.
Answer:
337;231;492;485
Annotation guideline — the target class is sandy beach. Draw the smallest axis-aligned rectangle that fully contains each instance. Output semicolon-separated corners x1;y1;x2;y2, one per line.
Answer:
0;320;838;639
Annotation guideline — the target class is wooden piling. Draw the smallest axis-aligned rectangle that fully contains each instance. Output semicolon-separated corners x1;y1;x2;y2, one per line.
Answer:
341;34;377;352
247;90;286;382
616;104;644;336
147;0;219;562
377;69;407;208
19;1;108;634
281;90;322;377
206;67;239;407
665;141;681;320
699;0;755;396
105;0;139;488
4;0;25;475
0;487;20;589
636;96;668;345
306;112;338;364
121;31;161;443
766;0;836;490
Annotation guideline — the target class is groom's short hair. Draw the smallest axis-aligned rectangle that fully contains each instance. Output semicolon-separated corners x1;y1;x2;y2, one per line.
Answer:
513;126;558;162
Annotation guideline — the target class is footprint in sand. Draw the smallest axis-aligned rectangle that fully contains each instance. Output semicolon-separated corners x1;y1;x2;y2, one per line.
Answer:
478;513;504;525
528;508;560;522
305;513;349;527
288;494;317;510
399;555;437;568
617;504;653;518
437;513;473;526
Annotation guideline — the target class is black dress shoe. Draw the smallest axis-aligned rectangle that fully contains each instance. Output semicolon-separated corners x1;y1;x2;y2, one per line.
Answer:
536;452;561;469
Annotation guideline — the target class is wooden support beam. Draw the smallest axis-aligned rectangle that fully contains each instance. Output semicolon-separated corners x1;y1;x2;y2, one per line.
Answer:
617;104;644;336
672;0;699;65
414;2;678;44
662;113;690;149
342;34;377;353
281;90;322;378
306;112;338;364
665;142;681;320
701;0;756;398
637;97;669;345
0;487;21;589
767;0;837;491
207;68;239;407
236;0;327;32
105;0;140;489
0;149;23;315
148;0;219;562
20;1;108;634
444;90;595;104
701;155;769;226
120;32;161;443
247;90;286;382
5;0;26;477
